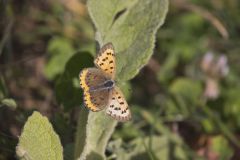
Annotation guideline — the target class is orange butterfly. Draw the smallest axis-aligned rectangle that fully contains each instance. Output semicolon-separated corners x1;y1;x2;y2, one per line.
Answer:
79;43;131;122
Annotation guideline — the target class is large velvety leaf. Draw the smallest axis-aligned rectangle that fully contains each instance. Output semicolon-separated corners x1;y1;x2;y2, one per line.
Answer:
16;111;63;160
75;0;168;159
88;0;169;81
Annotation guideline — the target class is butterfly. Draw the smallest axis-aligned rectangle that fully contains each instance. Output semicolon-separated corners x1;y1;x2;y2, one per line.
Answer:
79;43;131;122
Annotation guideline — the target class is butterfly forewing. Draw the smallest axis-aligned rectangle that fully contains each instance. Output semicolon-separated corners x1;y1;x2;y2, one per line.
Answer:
106;87;131;122
94;43;116;79
79;68;110;111
80;68;109;90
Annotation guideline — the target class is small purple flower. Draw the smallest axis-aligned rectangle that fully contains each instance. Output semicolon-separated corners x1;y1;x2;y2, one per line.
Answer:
201;52;229;100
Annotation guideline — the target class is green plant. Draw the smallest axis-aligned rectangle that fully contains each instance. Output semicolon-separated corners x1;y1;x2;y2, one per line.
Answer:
15;0;168;159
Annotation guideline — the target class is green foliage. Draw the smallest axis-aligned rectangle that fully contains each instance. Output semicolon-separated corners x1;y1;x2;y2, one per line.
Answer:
0;78;17;109
76;111;117;160
1;98;17;109
169;78;202;115
0;77;7;99
109;136;189;160
74;107;89;159
157;53;179;83
211;136;233;160
55;52;93;110
16;111;63;160
1;0;240;159
64;143;74;160
170;78;202;104
73;0;169;159
44;37;75;80
223;87;240;128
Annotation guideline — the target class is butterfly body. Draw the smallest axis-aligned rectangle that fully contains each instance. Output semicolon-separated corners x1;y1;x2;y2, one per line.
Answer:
89;79;115;92
79;43;131;122
103;80;115;88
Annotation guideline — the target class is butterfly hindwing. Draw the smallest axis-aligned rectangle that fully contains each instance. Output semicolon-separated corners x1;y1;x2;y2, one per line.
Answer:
106;87;131;122
83;89;110;111
79;68;110;111
94;43;115;79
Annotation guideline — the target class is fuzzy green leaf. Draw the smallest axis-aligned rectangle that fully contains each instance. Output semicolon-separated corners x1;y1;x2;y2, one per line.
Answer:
16;111;63;160
75;109;117;160
88;0;169;81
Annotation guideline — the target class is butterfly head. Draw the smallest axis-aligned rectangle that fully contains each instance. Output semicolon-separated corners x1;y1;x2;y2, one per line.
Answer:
103;80;115;89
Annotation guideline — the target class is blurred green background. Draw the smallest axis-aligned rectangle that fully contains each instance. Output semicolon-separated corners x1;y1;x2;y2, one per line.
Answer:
1;0;240;159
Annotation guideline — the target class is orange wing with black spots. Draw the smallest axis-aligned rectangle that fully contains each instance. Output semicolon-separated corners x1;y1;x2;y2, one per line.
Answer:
94;43;115;79
79;68;110;111
79;68;107;91
83;89;110;112
106;87;131;121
